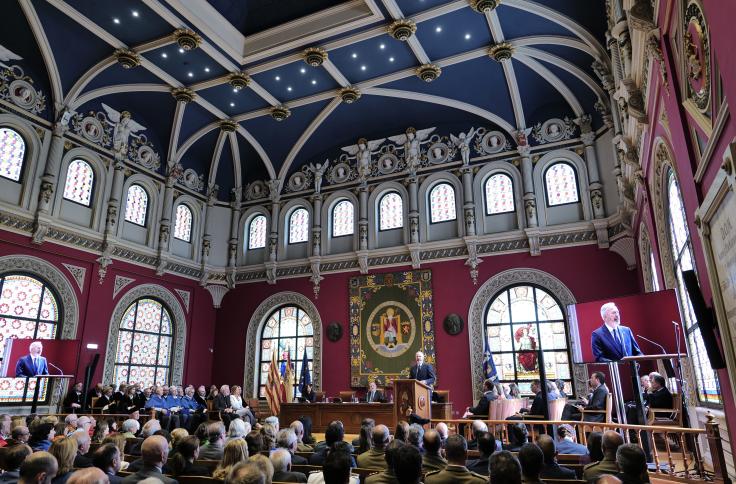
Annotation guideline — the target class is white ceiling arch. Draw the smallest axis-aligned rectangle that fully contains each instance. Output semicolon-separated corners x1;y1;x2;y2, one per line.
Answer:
513;54;584;117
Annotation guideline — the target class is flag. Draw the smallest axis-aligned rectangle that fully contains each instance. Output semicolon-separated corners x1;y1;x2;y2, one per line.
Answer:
482;336;499;383
284;350;295;403
265;348;284;415
298;348;311;396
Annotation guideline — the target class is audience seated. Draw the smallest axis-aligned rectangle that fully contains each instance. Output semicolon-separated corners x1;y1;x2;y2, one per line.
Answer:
489;450;521;484
277;429;307;464
467;421;487;450
420;428;446;474
465;431;493;476
1;414;12;447
168;436;210;477
249;454;274;484
245;431;264;457
271;448;307;483
615;444;648;484
355;423;374;455
503;423;528;452
214;438;251;480
65;468;107;484
70;432;92;468
518;443;545;484
227;462;265;484
308;444;356;484
434;423;448;448
121;435;177;484
5;426;31;448
583;430;624;481
91;443;123;484
19;451;58;484
120;420;139;440
62;383;84;414
261;424;277;451
463;379;498;418
230;386;256;426
357;425;389;469
392;445;422;484
425;434;485;484
28;424;55;452
393;422;409;443
587;431;604;462
310;422;354;467
556;424;589;456
646;374;674;410
49;437;76;484
536;434;576;480
365;440;403;484
406;424;424;454
1;444;32;483
228;419;251;443
200;421;227;460
290;421;312;452
264;417;280;432
577;372;610;423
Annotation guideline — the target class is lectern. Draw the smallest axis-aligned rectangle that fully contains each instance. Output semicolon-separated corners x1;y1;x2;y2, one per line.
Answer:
393;379;432;425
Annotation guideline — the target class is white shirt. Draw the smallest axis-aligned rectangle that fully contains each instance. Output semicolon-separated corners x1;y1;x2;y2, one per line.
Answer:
230;394;244;410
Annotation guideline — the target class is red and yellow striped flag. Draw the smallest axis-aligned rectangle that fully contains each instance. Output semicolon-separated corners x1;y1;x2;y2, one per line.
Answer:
265;348;284;415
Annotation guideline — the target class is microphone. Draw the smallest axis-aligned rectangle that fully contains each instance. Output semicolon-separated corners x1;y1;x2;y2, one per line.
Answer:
48;362;65;375
636;335;676;378
636;334;666;354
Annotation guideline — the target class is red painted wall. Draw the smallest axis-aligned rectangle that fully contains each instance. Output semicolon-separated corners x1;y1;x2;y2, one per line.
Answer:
0;229;217;387
213;244;640;416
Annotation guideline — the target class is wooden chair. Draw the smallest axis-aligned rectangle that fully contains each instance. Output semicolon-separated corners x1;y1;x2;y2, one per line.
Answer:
194;460;220;473
339;391;355;402
548;398;567;420
315;391;326;402
580;393;612;424
434;390;450;403
646;393;682;427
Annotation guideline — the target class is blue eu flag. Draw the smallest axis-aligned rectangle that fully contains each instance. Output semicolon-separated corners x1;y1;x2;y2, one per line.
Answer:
298;348;311;395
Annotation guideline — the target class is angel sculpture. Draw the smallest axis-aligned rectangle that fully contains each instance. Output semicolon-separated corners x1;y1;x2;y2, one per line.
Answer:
388;127;435;175
102;103;147;159
450;128;477;166
305;159;330;194
341;137;385;184
0;43;22;70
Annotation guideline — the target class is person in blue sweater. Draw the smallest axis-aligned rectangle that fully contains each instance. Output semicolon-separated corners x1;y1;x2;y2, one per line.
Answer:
145;385;172;430
164;385;183;430
181;385;205;432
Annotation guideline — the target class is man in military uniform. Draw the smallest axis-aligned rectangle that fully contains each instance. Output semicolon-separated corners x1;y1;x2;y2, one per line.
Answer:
421;429;447;474
357;425;389;469
583;430;623;481
424;434;486;484
365;440;403;484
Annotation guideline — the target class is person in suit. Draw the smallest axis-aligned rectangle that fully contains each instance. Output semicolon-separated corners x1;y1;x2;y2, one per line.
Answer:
145;386;173;430
463;379;497;417
92;443;123;484
424;435;486;484
214;385;236;428
15;341;49;377
582;431;623;481
364;381;384;403
465;431;493;476
94;386;114;412
199;421;226;460
365;440;403;484
276;429;308;465
62;383;84;413
537;435;576;480
555;424;589;456
646;373;674;410
358;425;390;469
121;435;178;484
576;372;609;423
86;384;103;411
591;302;643;362
301;383;316;403
271;448;307;483
168;436;210;477
408;351;435;387
71;431;93;468
517;443;545;484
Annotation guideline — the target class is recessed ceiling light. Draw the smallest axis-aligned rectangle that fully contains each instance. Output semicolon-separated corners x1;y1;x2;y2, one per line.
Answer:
379;43;385;50
300;67;306;74
275;76;281;81
351;53;358;59
187;72;193;78
465;33;471;40
132;10;139;17
230;102;235;107
204;67;210;72
311;79;317;85
113;18;120;24
361;65;366;71
435;26;442;33
388;57;395;62
287;86;292;92
161;52;168;58
179;48;185;54
233;88;238;93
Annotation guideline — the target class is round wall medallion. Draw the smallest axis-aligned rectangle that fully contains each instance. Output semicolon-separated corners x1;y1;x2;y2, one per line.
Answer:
327;322;343;342
443;313;464;335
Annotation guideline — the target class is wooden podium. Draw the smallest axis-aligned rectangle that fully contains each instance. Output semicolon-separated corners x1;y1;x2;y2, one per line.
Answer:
393;379;432;425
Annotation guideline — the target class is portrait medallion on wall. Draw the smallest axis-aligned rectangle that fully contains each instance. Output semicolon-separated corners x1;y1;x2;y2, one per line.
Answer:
349;270;436;387
683;0;711;113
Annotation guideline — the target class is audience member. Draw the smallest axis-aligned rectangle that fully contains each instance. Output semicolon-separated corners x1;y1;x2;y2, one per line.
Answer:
228;419;251;443
424;434;485;484
311;447;355;484
420;429;446;474
270;448;307;483
556;379;568;398
393;446;422;484
214;439;250;480
71;431;92;468
297;417;315;446
433;423;448;448
406;424;424;453
356;424;373;455
49;437;77;484
199;421;226;460
537;434;576;480
507;383;521;399
1;444;32;483
365;440;403;484
121;435;177;484
65;468;107;484
0;414;11;447
249;455;274;484
276;429;307;464
169;428;189;459
230;386;256;426
463;379;498;418
226;462;265;484
261;424;277;451
245;431;264;457
120;420;139;440
310;421;351;466
92;443;123;484
517;443;545;484
357;425;389;469
596;476;623;484
19;451;58;484
168;436;209;477
63;416;77;437
145;386;174;431
646;374;673;410
583;430;623;481
29;423;55;452
615;444;648;484
92;422;109;444
5;426;31;447
467;420;487;450
351;419;375;448
466;431;493;476
101;436;128;471
587;432;604;463
290;421;312;452
489;450;521;484
503;423;528;452
556;424;589;456
577;372;610;423
264;417;280;432
62;383;84;413
393;422;409;443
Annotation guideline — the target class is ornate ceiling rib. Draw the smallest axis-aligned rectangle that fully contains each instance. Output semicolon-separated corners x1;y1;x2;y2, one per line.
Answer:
514;54;584;116
73;84;171;111
18;0;62;106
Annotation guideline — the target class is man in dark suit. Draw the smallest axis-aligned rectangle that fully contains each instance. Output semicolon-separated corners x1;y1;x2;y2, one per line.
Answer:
463;379;497;417
63;382;84;413
646;373;673;409
271;448;307;483
409;351;435;387
577;372;609;423
92;443;124;484
364;381;384;403
591;302;643;362
466;431;494;476
15;341;49;377
213;384;235;428
537;435;577;480
121;435;178;484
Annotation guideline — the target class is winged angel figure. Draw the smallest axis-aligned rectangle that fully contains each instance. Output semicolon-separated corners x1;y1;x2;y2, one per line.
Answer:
450;128;477;166
0;43;22;69
388;127;435;175
102;103;147;159
341;137;385;184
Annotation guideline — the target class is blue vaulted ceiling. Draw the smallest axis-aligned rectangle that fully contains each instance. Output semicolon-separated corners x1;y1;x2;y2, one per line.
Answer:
1;0;609;200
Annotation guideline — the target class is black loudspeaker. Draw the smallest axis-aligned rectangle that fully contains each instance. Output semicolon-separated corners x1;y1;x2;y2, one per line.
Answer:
81;353;100;411
682;270;726;369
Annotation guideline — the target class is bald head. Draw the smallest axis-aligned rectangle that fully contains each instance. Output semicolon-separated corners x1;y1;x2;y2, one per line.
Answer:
423;429;441;455
601;431;624;457
372;425;389;449
536;435;556;463
595;476;622;484
19;451;58;484
434;422;448;441
141;435;169;466
67;467;109;484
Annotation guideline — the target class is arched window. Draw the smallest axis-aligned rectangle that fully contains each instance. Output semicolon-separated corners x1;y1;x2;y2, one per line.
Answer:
248;215;268;249
124;184;148;226
173;205;193;242
429;183;457;223
379;192;403;230
485;284;571;395
649;252;660;292
288;208;309;244
62;159;94;206
332;200;354;237
0;273;60;403
544;162;579;206
0;127;26;182
485;173;515;215
666;171;720;404
257;305;313;398
113;298;174;388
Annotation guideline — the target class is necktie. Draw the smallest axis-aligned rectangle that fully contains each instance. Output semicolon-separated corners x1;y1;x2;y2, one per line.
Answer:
33;358;38;373
369;392;373;402
614;329;624;352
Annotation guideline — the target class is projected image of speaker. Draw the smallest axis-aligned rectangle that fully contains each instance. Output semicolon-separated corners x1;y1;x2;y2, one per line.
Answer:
682;270;726;369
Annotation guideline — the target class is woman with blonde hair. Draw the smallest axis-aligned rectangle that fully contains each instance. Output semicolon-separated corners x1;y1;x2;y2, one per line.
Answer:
260;423;276;450
49;436;77;484
213;438;250;480
249;454;274;484
227;418;251;442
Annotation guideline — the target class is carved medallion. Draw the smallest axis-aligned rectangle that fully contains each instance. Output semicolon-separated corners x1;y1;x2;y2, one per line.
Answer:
327;321;343;342
443;313;464;335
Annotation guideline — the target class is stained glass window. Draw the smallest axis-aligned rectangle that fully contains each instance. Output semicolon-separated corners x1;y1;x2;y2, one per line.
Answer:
485;173;515;215
0;127;25;182
332;200;354;237
248;215;267;250
666;171;720;404
0;274;60;403
485;285;572;396
257;305;313;399
173;205;192;242
650;251;660;292
288;208;309;244
544;162;579;206
429;183;457;223
113;298;174;388
379;192;403;230
62;159;94;206
124;185;148;226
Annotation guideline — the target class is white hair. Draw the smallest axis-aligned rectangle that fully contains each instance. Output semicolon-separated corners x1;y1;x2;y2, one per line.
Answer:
122;419;140;434
270;448;291;473
141;419;161;438
600;302;618;320
228;418;248;439
264;416;279;430
65;414;78;425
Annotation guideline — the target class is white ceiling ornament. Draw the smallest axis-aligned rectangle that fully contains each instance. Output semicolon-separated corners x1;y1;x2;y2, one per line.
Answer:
205;284;229;308
531;117;577;144
0;44;47;115
112;275;136;299
61;263;86;293
475;129;511;155
174;288;191;312
177;167;205;192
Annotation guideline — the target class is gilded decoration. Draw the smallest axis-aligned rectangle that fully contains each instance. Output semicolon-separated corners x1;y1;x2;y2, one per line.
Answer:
349;270;436;387
683;0;711;113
